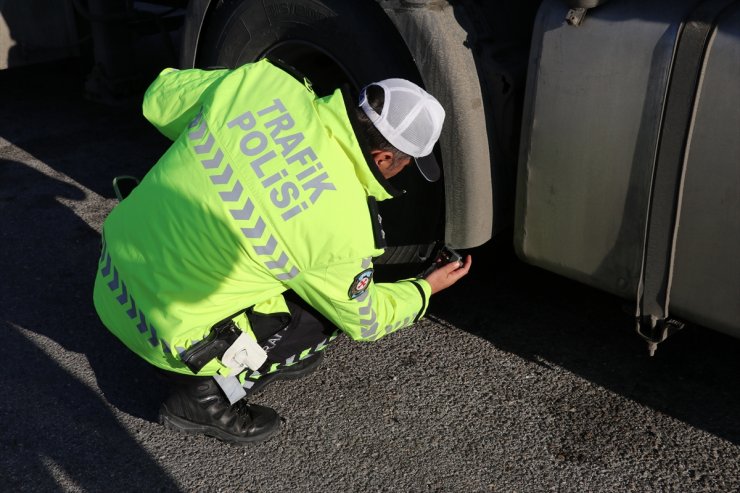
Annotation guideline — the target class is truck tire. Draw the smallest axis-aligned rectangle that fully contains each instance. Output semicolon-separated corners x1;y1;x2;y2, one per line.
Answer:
196;0;445;264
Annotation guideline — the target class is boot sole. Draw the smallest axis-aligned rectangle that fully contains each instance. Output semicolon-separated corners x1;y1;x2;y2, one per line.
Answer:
159;405;280;445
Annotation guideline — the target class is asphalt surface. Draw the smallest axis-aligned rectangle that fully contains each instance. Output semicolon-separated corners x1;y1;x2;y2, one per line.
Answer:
2;61;739;493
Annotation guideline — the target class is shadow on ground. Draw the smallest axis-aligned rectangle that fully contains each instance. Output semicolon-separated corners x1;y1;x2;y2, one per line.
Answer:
431;236;740;445
1;62;179;491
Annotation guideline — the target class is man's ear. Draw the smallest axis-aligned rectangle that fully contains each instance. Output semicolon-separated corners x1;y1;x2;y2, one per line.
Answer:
371;149;394;173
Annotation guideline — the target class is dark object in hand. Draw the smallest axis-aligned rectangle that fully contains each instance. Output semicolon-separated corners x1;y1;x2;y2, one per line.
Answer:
418;245;463;279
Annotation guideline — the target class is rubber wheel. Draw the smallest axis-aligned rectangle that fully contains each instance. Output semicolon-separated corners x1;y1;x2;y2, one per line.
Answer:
196;0;444;265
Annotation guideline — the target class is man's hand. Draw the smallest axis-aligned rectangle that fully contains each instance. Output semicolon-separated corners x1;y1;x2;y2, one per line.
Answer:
425;255;472;294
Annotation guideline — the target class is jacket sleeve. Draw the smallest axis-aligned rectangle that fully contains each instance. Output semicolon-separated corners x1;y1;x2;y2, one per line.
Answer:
289;258;432;341
142;67;230;141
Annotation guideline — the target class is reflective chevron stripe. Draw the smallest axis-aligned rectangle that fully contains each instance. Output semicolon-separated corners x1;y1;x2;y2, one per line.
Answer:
238;329;339;388
356;290;379;339
187;112;205;136
99;243;161;349
188;110;300;282
374;317;412;341
210;164;233;185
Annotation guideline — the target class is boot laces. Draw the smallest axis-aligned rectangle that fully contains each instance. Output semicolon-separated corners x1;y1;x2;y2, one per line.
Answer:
230;399;253;427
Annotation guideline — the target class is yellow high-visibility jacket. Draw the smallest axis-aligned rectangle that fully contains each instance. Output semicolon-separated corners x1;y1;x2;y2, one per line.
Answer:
93;60;431;376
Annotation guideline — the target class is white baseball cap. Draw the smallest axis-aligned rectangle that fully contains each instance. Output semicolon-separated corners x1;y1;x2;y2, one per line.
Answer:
359;78;445;182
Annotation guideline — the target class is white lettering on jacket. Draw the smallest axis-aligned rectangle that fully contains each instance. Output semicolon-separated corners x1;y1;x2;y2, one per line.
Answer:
227;98;337;221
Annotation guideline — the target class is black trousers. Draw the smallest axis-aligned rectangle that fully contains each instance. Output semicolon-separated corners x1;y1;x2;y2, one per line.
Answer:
252;296;337;365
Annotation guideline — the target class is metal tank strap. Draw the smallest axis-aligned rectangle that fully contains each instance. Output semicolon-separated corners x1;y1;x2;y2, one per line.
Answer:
636;0;739;354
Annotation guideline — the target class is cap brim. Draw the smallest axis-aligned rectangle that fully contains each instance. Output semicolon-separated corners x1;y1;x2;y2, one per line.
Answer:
414;153;441;182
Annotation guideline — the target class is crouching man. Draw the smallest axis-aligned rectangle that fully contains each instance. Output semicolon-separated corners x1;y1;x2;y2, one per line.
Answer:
93;59;471;444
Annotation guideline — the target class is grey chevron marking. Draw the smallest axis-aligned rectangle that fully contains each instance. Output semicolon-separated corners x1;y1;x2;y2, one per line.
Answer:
187;111;202;129
201;148;223;169
219;180;243;202
361;322;379;338
194;133;214;154
126;296;138;319
275;267;300;281
136;311;148;333
230;199;254;220
148;326;159;347
359;300;372;316
116;282;128;304
101;253;112;277
210;164;233;185
188;118;206;139
241;217;265;239
360;311;377;326
265;252;288;270
253;236;277;255
107;268;120;291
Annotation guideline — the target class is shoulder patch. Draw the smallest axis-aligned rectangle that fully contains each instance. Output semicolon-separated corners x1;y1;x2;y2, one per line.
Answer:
348;268;374;300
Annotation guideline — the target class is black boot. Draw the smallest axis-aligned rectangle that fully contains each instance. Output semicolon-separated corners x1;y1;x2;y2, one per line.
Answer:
159;378;280;445
247;351;325;395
